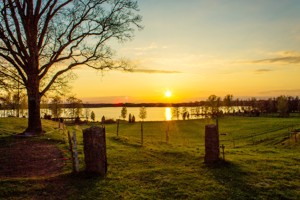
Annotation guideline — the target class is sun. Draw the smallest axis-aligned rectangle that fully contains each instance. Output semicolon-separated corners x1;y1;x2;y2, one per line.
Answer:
165;90;172;98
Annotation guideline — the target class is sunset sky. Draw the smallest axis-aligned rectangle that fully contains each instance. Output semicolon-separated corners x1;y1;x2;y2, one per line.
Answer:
72;0;300;103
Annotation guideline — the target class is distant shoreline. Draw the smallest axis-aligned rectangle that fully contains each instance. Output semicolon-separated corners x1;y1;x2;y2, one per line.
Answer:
81;102;204;108
39;102;206;109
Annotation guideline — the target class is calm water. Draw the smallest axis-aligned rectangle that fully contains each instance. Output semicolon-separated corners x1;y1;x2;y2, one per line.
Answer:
84;106;244;122
1;106;245;122
88;107;172;122
0;107;174;121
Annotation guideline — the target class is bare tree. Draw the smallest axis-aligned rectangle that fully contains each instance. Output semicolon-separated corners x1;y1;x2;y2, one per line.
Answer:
0;0;142;135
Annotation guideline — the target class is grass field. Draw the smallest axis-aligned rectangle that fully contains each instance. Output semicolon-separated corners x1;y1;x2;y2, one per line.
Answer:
0;116;299;199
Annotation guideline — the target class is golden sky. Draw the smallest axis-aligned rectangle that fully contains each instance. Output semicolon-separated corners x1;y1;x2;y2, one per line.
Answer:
71;0;300;103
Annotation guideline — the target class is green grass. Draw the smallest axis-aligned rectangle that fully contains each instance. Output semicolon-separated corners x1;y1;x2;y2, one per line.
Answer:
0;116;300;199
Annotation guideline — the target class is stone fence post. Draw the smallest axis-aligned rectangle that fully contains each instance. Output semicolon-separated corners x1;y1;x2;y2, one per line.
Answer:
83;126;107;176
204;124;220;164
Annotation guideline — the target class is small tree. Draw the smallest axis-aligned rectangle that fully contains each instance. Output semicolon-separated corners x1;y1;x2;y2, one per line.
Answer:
129;113;132;123
182;111;187;120
139;107;147;145
182;107;187;120
101;116;105;124
172;107;180;120
277;95;289;117
223;94;233;114
91;111;95;122
84;105;90;121
121;106;127;120
207;95;221;131
66;96;83;119
139;107;147;121
49;96;63;119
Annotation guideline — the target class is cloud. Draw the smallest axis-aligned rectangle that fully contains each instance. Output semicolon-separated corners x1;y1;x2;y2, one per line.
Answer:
134;43;159;51
236;51;300;65
127;68;181;74
250;51;300;64
253;56;300;64
254;69;273;74
134;43;169;52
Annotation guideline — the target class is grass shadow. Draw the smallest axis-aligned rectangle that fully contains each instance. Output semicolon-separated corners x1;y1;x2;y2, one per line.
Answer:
0;172;106;200
206;160;259;199
110;135;143;148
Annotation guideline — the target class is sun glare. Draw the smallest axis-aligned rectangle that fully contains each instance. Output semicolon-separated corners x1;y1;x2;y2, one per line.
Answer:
165;90;172;98
165;107;172;121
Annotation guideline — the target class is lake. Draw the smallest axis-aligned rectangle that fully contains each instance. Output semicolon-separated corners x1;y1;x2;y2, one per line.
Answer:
85;107;174;122
76;106;245;122
1;106;246;122
0;107;175;121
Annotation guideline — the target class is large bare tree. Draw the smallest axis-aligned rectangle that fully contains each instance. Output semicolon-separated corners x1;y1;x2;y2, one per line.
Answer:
0;0;142;135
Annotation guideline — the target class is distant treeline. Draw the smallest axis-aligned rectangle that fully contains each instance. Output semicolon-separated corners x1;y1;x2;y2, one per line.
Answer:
79;97;300;113
1;95;300;119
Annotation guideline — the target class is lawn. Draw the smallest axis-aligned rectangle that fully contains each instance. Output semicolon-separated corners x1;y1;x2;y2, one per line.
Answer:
0;116;299;199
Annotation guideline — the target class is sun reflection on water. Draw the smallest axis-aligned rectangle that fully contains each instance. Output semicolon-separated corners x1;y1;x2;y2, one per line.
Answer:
165;107;172;121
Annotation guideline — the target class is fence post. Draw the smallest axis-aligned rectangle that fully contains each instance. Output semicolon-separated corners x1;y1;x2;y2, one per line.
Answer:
72;131;80;173
204;124;220;164
67;131;75;173
220;144;225;161
141;122;144;146
166;122;169;143
83;126;107;177
116;119;119;136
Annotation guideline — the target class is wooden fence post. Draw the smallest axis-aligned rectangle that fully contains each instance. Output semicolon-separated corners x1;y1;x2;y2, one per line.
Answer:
67;131;75;172
166;122;169;143
83;126;107;177
117;119;119;136
67;131;79;173
72;131;80;173
141;122;144;146
220;144;225;161
204;124;220;164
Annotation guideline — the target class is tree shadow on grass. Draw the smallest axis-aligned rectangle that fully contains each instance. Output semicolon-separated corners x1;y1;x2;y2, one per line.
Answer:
206;160;259;199
0;173;108;200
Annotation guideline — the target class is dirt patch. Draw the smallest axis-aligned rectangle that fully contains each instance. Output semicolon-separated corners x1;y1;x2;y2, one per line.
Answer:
0;139;65;178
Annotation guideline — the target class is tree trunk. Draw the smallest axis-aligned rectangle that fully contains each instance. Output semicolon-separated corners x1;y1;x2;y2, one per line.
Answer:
24;76;43;135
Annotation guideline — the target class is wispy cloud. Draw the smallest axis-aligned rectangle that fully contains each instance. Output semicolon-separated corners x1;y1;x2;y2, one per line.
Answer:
250;51;300;64
127;68;181;74
134;43;169;51
253;56;300;64
254;69;273;74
